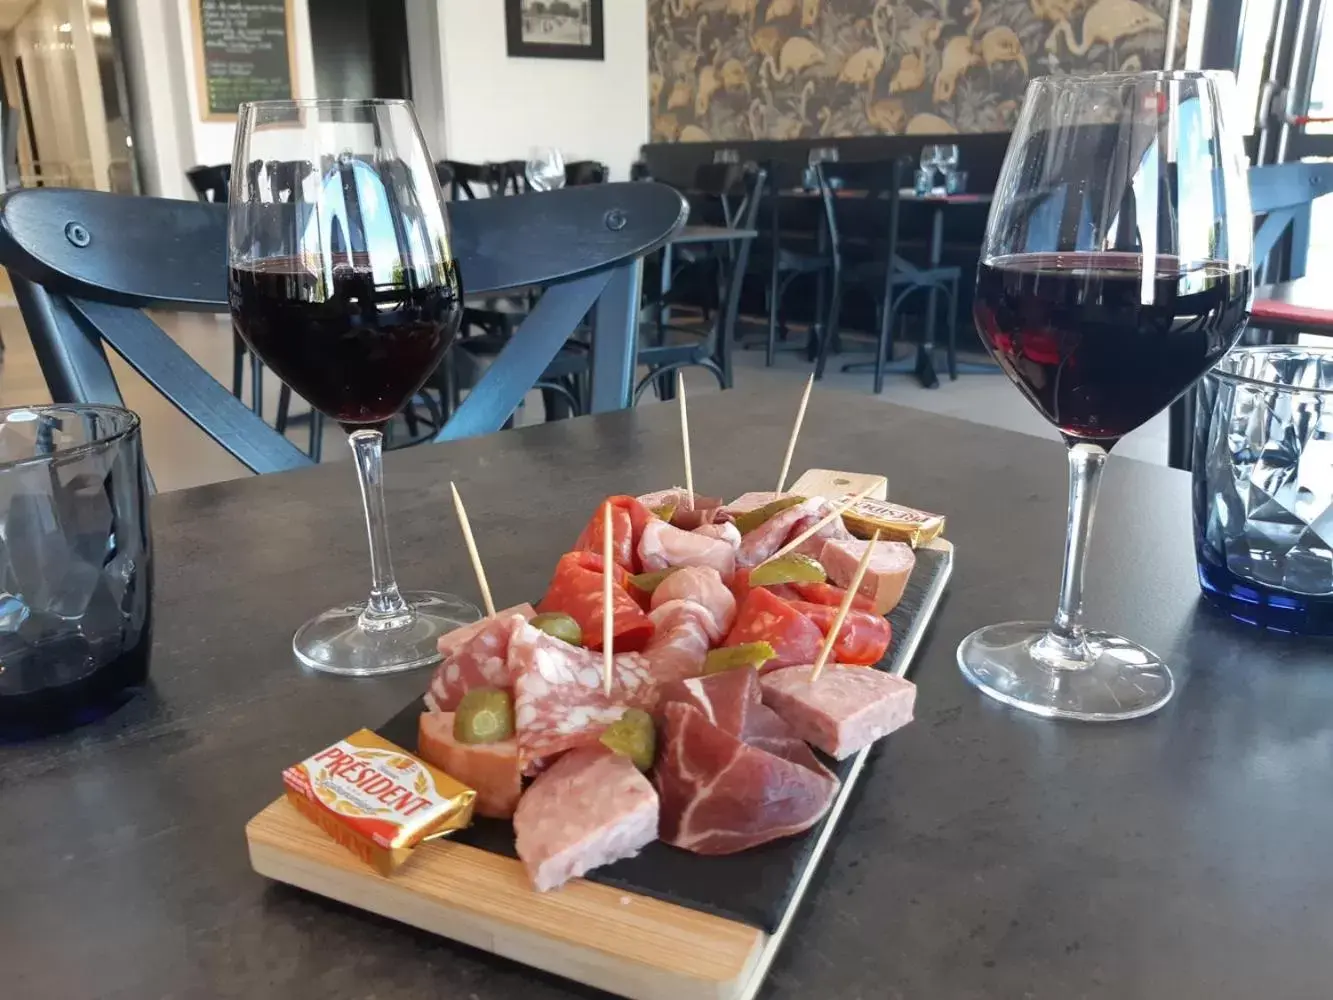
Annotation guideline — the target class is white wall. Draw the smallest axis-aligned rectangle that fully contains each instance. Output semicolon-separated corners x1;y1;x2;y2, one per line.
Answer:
436;0;648;179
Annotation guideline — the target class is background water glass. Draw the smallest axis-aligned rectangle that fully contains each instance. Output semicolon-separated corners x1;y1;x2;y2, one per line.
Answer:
0;405;152;738
914;167;934;197
945;169;968;195
1194;345;1333;634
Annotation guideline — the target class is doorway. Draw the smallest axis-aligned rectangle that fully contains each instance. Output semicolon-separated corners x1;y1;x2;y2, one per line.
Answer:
308;0;411;102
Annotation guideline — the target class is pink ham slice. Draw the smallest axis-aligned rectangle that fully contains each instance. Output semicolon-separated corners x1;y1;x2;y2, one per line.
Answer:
735;498;829;569
638;518;737;582
636;488;726;529
760;665;916;760
426;611;534;712
514;747;659;891
649;565;737;640
657;700;840;855
436;604;537;660
691;520;742;550
511;605;713;767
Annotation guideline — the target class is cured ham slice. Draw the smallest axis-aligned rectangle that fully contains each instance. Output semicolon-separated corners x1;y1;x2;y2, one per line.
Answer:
636;488;726;529
790;601;892;666
426;612;532;712
572;496;656;572
691;521;742;549
537;551;654;652
644;600;715;682
656;701;839;855
436;604;536;660
787;498;856;560
760;665;916;760
638;518;737;582
418;712;522;819
649;565;737;640
514;747;659;891
658;664;765;738
722;587;825;670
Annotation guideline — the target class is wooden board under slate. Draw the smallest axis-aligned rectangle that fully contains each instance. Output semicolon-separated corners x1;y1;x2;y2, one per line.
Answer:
247;538;953;1000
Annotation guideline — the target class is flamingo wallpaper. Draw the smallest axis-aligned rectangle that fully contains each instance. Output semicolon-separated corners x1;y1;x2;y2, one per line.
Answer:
647;0;1191;141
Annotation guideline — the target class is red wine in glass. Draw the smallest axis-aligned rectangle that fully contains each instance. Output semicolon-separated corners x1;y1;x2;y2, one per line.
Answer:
228;256;461;433
975;252;1253;446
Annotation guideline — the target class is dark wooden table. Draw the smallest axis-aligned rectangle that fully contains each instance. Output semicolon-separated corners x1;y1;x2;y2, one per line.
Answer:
5;388;1332;1000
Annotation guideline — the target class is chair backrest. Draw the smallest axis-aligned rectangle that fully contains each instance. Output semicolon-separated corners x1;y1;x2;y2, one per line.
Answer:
494;160;528;196
817;156;911;264
439;160;498;200
0;182;687;475
1248;162;1333;282
565;160;609;186
186;164;231;203
695;162;766;353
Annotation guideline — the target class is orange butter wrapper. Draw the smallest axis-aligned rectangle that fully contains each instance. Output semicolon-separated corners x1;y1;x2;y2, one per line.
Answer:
282;728;475;876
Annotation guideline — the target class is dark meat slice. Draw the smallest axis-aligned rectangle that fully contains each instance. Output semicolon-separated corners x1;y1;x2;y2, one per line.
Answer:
656;701;839;855
636;488;727;529
514;747;659;891
657;665;764;738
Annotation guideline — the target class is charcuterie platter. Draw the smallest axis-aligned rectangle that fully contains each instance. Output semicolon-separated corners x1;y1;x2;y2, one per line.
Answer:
247;383;951;1000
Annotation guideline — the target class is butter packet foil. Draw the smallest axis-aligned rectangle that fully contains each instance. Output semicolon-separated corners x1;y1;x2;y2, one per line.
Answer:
839;495;946;547
282;729;475;875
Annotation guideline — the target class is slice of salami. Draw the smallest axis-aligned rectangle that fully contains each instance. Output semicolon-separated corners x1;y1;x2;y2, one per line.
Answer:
510;623;659;766
722;587;825;670
573;495;656;572
537;550;654;652
789;600;892;665
790;580;876;612
729;567;803;609
426;612;531;711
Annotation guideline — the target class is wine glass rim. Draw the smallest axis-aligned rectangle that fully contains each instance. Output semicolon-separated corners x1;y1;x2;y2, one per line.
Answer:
1212;345;1333;392
0;404;140;471
238;98;412;111
1032;69;1224;83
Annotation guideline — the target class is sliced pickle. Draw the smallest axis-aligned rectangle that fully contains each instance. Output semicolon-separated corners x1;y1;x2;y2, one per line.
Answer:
453;687;515;744
703;642;777;675
628;566;682;594
530;612;583;646
748;552;827;587
599;708;657;771
651;502;678;523
732;496;806;535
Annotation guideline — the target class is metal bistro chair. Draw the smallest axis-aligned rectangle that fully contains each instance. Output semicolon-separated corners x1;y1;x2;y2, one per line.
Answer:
1167;160;1333;470
636;162;765;401
0;182;687;478
185;164;230;203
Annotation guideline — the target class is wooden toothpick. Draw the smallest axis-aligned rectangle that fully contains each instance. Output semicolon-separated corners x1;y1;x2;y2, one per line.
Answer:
758;482;879;569
677;371;694;510
450;481;495;617
810;530;880;684
776;373;814;494
602;502;614;697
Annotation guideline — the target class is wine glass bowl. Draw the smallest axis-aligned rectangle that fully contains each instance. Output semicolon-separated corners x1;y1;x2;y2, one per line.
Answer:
526;146;567;192
229;99;479;676
958;72;1253;722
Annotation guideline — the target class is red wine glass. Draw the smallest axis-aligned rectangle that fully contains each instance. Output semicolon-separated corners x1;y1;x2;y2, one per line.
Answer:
958;72;1253;721
228;99;479;676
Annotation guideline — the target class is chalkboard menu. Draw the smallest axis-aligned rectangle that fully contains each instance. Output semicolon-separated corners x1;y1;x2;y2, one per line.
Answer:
191;0;296;119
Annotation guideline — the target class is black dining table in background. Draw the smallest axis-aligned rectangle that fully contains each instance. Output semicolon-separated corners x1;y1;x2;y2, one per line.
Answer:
4;388;1332;1000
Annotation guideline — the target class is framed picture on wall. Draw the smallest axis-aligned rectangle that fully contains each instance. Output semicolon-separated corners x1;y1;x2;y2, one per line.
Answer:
505;0;604;61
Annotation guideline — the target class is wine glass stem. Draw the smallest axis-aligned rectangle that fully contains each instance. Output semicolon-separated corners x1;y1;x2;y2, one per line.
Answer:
349;429;412;631
1041;441;1108;665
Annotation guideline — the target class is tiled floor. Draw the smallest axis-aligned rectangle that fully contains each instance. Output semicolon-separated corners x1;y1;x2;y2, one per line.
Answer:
0;305;1169;493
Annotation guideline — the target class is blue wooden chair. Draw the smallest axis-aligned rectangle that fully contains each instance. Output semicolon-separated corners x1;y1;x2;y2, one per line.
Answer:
1167;161;1333;470
0;183;686;478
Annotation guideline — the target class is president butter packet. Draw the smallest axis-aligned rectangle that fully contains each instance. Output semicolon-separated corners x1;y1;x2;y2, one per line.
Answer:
839;495;946;547
282;729;475;875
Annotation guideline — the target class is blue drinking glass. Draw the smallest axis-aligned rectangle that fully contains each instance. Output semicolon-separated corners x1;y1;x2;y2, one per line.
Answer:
1194;346;1333;633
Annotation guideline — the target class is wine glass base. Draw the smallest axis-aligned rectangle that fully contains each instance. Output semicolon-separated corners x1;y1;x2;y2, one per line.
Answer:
956;621;1173;722
293;591;481;677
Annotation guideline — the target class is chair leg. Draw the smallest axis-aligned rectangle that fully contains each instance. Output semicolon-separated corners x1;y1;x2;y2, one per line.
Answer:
309;411;324;462
249;353;263;418
231;333;245;398
275;384;292;434
875;289;896;396
945;279;959;381
766;271;779;367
